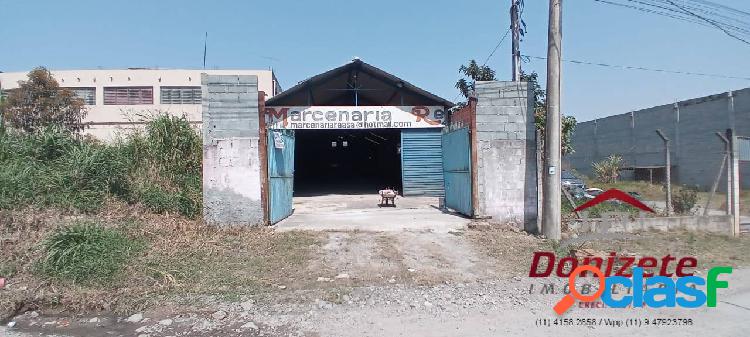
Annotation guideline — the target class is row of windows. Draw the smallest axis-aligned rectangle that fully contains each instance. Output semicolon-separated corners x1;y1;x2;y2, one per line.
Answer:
60;86;202;105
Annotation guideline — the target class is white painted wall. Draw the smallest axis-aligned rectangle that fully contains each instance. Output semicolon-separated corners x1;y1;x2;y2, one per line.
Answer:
0;69;280;140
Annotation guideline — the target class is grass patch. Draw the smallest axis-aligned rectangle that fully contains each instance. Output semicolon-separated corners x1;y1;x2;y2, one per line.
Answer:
139;229;320;296
1;210;324;316
39;221;142;284
581;231;750;271
467;228;750;278
0;114;202;218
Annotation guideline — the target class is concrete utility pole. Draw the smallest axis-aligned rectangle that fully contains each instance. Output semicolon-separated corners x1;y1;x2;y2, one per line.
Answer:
542;0;562;240
656;129;672;215
511;0;522;81
727;128;741;237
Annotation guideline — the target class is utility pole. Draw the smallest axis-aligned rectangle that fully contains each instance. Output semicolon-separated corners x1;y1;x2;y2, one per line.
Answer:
727;128;740;237
656;129;672;215
511;0;522;81
542;0;562;240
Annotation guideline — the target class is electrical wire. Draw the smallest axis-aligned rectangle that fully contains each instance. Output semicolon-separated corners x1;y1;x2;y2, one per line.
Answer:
592;0;750;44
664;0;750;45
482;28;512;67
522;55;750;80
452;28;513;103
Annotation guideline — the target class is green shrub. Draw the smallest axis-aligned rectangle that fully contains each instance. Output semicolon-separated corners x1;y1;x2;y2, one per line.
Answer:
593;154;623;183
672;186;698;215
143;115;202;177
40;222;142;284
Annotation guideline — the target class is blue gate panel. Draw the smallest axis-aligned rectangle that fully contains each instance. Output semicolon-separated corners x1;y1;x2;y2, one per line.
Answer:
442;128;472;216
268;130;295;224
401;129;445;197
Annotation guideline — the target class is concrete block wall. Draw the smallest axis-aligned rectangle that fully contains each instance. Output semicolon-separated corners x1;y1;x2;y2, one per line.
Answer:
569;215;733;235
567;87;750;191
474;81;538;231
202;74;263;226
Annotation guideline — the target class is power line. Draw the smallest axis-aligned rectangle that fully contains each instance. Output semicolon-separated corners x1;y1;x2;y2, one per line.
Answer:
592;0;750;43
593;0;710;26
482;28;512;66
452;28;512;103
664;0;750;45
522;55;750;80
683;0;750;18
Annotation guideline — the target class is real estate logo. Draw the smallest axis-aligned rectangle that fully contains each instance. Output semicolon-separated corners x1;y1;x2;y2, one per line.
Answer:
573;188;655;213
552;265;733;315
542;189;732;315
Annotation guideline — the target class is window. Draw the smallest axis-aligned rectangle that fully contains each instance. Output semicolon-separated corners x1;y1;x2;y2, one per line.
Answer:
103;87;153;105
64;87;96;105
160;86;201;104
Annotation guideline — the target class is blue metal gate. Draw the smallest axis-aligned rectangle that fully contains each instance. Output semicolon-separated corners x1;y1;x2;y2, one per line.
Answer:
442;127;473;216
268;129;295;224
401;129;445;196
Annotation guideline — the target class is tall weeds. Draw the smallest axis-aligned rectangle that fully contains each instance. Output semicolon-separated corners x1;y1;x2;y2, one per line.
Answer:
0;115;202;218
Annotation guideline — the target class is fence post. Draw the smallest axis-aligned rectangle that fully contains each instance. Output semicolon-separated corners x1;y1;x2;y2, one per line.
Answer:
727;128;740;237
705;132;729;216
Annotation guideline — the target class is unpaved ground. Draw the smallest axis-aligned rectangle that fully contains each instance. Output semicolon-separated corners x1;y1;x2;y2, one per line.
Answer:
3;227;750;337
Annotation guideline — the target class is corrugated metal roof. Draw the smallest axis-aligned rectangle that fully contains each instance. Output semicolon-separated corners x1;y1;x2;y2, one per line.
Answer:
266;58;453;107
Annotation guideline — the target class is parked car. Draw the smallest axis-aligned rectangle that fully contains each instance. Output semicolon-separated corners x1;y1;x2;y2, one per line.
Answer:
627;191;643;200
567;185;595;200
586;187;604;196
561;170;586;190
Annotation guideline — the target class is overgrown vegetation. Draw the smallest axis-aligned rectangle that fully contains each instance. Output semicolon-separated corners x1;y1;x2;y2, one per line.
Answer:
522;71;577;156
455;59;497;99
672;185;699;215
40;221;142;284
0;115;202;217
592;154;623;183
0;210;322;316
0;67;201;218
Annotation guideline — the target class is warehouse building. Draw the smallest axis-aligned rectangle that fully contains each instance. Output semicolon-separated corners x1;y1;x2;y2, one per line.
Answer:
202;59;538;228
566;87;750;191
264;59;452;198
0;68;281;140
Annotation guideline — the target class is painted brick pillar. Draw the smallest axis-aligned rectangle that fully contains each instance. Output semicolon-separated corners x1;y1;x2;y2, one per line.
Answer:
474;81;538;231
201;74;263;226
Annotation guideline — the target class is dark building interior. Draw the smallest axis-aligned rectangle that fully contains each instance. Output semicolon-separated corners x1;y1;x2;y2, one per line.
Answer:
294;129;402;196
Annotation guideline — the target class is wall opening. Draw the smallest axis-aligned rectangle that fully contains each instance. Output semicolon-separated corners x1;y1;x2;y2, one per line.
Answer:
294;128;402;196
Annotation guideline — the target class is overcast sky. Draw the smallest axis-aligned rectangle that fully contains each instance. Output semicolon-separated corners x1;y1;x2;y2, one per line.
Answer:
1;0;748;122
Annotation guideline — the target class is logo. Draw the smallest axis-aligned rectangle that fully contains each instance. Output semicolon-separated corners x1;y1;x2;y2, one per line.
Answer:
573;189;655;213
552;265;733;315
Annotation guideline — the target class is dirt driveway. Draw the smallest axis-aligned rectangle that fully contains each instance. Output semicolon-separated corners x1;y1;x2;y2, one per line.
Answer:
3;226;750;337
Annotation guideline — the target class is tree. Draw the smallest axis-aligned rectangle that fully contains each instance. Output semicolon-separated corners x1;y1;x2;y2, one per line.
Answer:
455;60;496;99
521;71;577;155
3;67;87;133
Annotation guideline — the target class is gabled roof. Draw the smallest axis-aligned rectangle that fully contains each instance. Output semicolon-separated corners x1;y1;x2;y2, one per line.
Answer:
266;58;453;107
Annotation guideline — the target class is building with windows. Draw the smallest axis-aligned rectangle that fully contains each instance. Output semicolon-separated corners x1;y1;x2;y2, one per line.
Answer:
0;69;281;139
